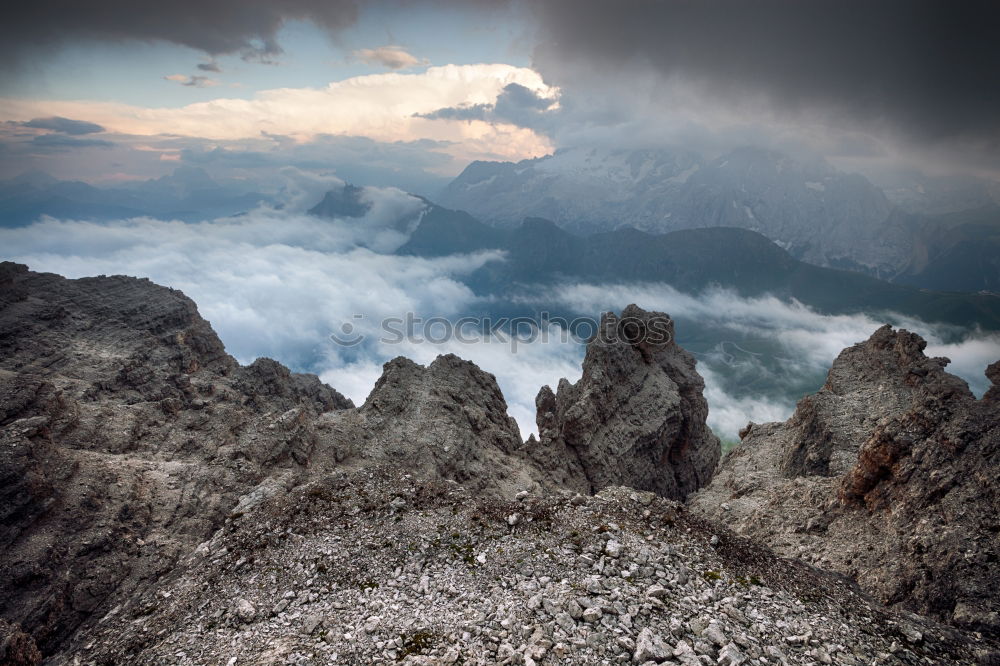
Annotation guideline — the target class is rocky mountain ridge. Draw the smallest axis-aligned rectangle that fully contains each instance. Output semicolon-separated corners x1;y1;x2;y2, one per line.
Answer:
396;209;1000;330
0;261;352;658
438;146;1000;291
0;263;997;663
0;263;725;663
690;326;1000;636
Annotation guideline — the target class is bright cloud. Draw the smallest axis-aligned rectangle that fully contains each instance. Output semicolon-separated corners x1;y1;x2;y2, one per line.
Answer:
0;64;558;163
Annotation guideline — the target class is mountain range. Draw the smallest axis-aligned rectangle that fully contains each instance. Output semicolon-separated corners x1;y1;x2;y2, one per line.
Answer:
439;146;1000;292
0;167;271;226
394;202;1000;331
4;146;999;294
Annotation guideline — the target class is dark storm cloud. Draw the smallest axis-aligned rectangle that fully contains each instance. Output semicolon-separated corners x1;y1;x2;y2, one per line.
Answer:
416;83;557;128
493;83;558;126
197;61;222;73
22;117;105;135
531;0;1000;145
0;0;359;70
415;104;492;122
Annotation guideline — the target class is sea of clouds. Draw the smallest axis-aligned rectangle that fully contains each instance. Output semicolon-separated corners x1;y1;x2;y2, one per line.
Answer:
3;178;997;441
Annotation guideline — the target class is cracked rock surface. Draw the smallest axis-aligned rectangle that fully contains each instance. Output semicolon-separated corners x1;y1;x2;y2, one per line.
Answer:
0;266;723;662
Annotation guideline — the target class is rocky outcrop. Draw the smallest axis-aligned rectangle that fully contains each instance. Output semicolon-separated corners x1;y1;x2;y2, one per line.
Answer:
985;360;1000;403
307;182;372;218
1;265;726;660
690;325;1000;635
533;305;720;500
352;354;545;495
0;262;354;657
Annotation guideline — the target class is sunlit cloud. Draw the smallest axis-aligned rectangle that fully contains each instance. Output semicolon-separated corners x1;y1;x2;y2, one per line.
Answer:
1;64;558;163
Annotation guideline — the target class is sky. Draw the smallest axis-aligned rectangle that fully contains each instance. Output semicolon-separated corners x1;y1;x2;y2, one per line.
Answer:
0;2;550;189
2;1;999;191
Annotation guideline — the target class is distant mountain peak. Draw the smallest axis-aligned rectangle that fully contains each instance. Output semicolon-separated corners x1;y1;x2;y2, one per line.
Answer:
308;182;372;219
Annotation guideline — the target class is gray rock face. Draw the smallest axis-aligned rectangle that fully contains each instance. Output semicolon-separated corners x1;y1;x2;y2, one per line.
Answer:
0;265;727;660
353;354;545;495
633;627;672;662
440;146;907;275
690;325;1000;635
8;263;995;663
0;262;354;657
533;305;721;500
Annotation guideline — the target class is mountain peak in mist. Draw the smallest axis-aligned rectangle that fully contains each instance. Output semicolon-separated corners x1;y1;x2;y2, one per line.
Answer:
440;144;902;275
308;182;373;219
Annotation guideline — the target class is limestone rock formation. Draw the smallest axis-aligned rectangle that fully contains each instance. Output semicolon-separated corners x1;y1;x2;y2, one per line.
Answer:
533;305;721;500
4;265;721;660
0;262;353;657
690;325;1000;635
353;354;545;495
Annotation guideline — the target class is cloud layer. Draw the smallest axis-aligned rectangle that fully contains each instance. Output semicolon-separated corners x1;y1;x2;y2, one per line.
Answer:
22;116;105;135
4;2;999;181
541;282;1000;438
1;197;996;441
352;46;425;70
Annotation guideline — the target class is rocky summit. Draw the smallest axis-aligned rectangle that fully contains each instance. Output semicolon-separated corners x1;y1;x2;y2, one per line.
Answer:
0;261;352;659
532;305;720;500
690;325;1000;637
1;262;999;665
